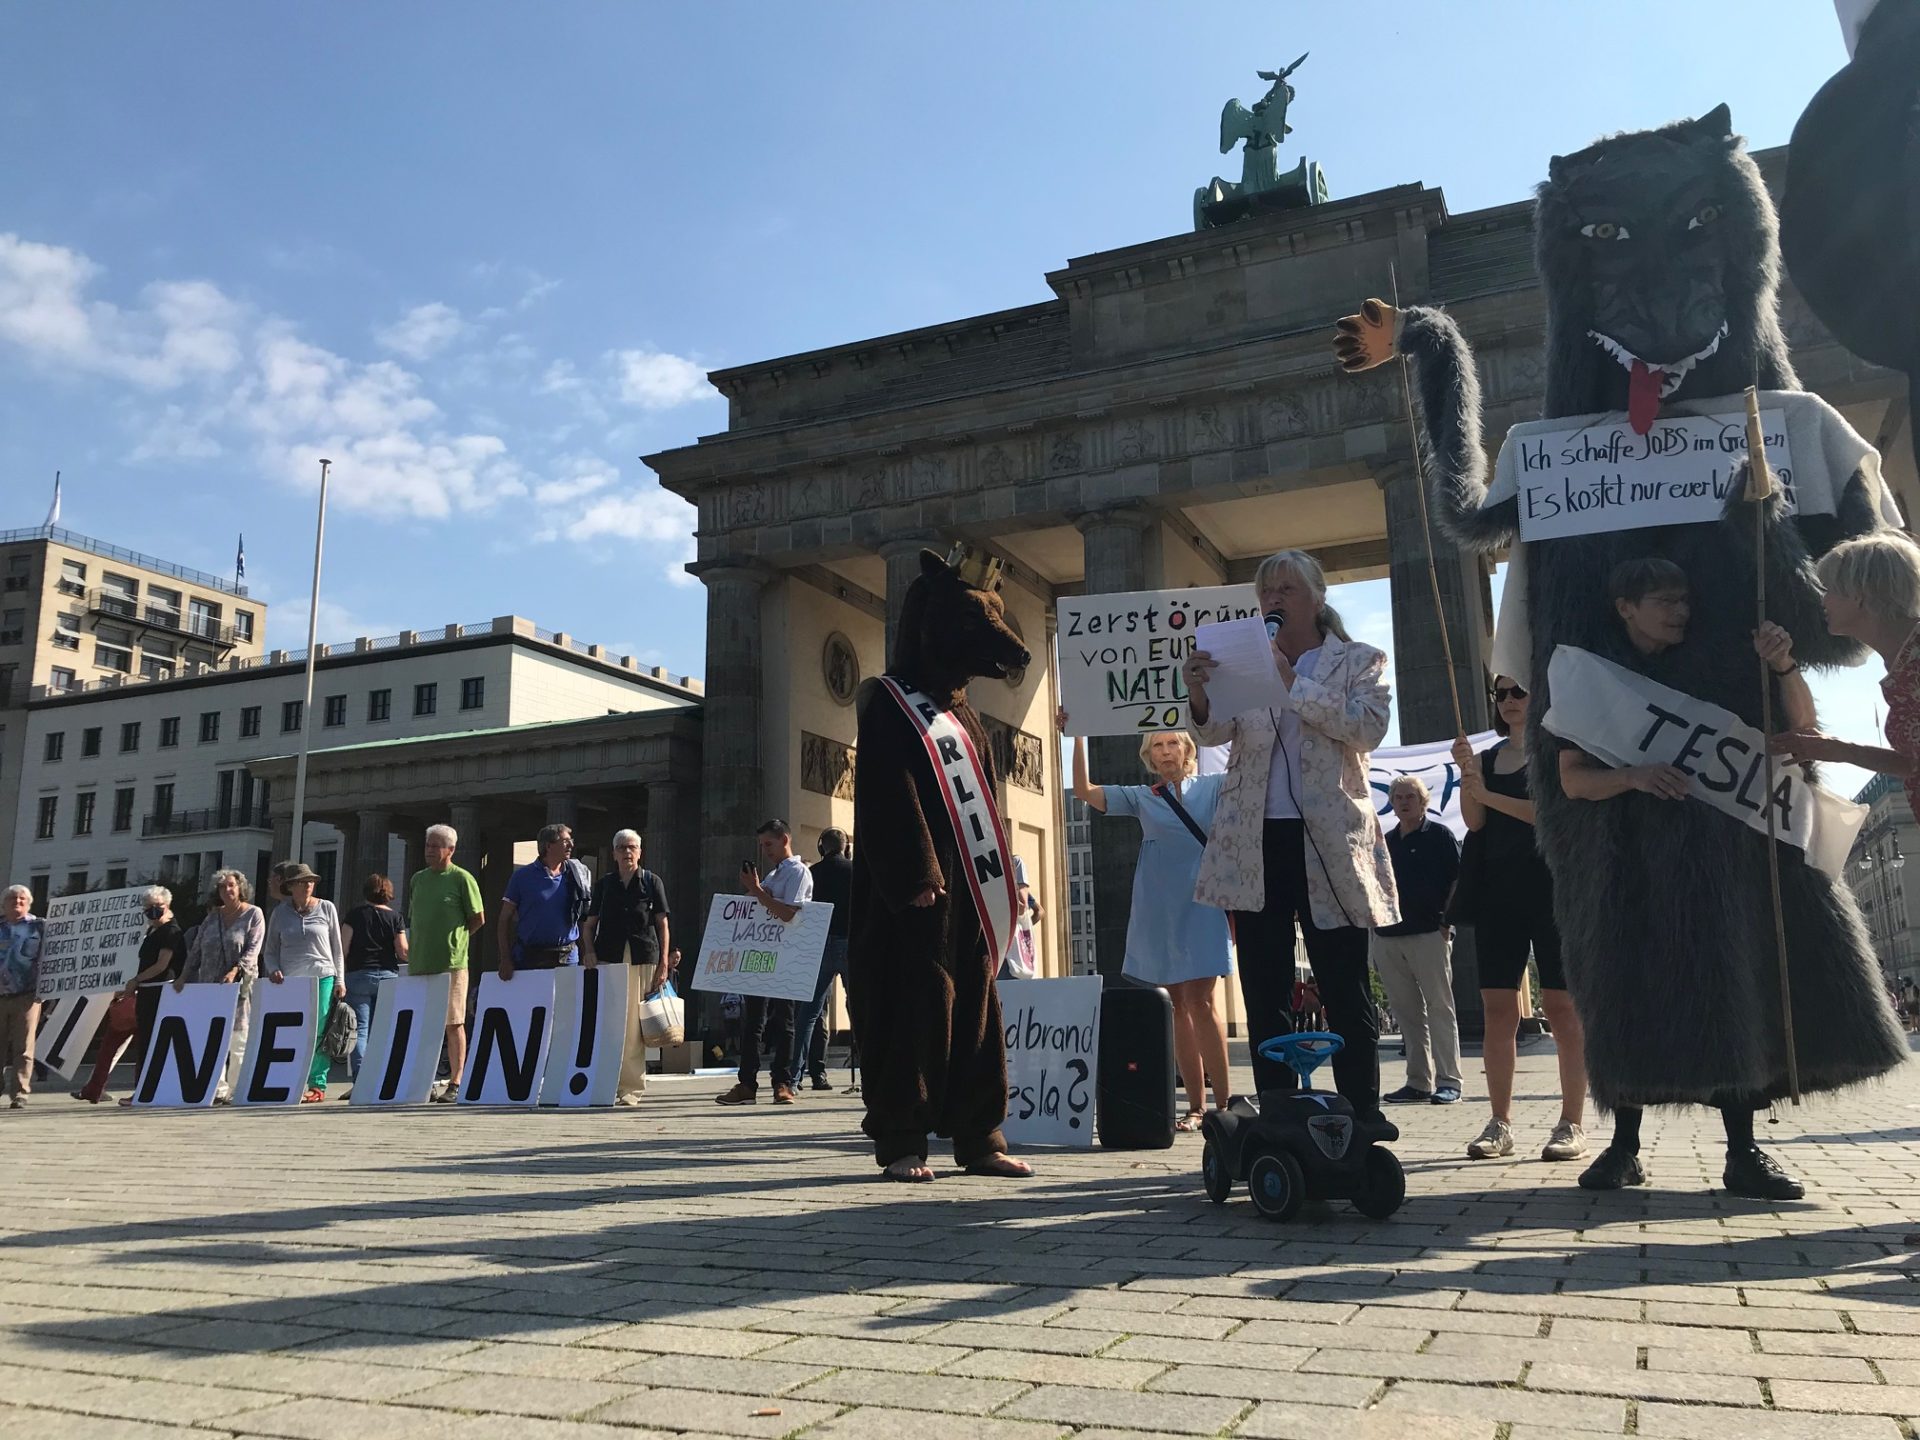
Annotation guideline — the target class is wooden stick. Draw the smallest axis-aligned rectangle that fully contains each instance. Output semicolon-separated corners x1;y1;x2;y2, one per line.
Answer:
1389;263;1467;736
1746;385;1801;1105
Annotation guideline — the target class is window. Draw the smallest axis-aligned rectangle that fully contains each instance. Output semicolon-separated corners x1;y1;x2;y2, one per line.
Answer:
64;870;88;896
234;610;254;641
240;706;260;738
0;662;15;700
323;694;346;727
120;721;140;752
367;688;391;722
73;791;95;836
35;795;56;839
106;867;127;890
28;874;48;911
50;611;78;649
199;710;220;743
414;682;437;717
159;716;180;748
140;656;174;682
147;586;182;627
112;788;134;833
44;732;63;763
100;572;137;616
48;667;75;692
281;699;303;733
188;597;221;641
58;558;86;596
95;641;133;673
80;726;101;757
460;676;485;711
0;607;20;645
152;782;174;824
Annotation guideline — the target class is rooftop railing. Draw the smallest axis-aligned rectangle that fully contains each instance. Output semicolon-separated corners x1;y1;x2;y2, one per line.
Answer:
0;525;249;597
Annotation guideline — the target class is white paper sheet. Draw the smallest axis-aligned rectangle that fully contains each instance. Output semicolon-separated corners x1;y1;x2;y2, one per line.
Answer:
1191;616;1288;724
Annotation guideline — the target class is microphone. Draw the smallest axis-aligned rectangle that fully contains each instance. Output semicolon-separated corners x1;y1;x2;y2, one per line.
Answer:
1264;610;1286;643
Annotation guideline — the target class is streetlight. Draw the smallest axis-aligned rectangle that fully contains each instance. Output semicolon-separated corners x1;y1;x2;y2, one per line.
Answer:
287;457;331;862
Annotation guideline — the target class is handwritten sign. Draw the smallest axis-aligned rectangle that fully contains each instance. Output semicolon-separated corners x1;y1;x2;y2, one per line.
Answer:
37;888;148;998
1509;408;1790;541
539;964;628;1107
1368;732;1500;840
352;973;451;1106
1542;645;1865;878
1057;585;1259;736
999;976;1101;1148
689;896;831;1003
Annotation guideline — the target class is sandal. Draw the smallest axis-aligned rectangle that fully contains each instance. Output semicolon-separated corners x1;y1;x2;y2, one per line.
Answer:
883;1158;936;1183
1175;1112;1204;1133
300;1088;326;1104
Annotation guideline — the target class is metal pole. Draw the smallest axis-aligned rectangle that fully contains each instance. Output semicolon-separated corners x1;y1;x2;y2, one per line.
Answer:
287;458;331;863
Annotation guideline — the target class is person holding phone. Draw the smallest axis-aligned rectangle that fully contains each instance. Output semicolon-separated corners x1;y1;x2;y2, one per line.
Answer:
715;819;813;1106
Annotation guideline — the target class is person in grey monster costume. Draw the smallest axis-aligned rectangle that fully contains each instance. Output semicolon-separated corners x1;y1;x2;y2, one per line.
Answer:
1337;103;1907;1199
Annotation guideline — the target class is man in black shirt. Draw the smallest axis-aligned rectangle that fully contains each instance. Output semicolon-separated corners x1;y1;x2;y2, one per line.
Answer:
582;828;672;1106
796;828;852;1091
1373;776;1464;1106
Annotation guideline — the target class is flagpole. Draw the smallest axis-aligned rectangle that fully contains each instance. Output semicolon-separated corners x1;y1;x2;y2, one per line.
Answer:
288;459;331;865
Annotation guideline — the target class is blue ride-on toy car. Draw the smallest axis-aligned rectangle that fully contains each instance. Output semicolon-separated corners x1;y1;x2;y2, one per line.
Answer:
1200;1033;1406;1221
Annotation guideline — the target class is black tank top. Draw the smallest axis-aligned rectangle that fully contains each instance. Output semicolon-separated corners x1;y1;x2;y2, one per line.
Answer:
1478;742;1552;890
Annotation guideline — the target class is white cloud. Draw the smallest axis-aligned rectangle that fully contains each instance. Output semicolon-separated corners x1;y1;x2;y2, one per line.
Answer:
539;359;583;394
608;347;718;410
534;460;616;506
375;301;465;361
128;402;223;462
554;482;698;584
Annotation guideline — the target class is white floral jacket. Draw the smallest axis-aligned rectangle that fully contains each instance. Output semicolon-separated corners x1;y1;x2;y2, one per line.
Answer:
1190;632;1401;929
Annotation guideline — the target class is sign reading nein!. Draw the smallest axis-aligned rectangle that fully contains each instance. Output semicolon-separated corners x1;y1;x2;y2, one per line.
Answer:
1056;585;1260;736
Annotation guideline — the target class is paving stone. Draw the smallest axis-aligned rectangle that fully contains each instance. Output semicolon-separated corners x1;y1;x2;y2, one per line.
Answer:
751;1334;973;1372
603;1353;833;1395
793;1368;1031;1413
920;1319;1121;1355
2;1369;283;1426
577;1322;789;1357
1647;1346;1876;1382
586;1385;841;1436
1045;1306;1237;1339
937;1349;1169;1389
0;1409;212;1440
1234;1406;1497;1440
436;1421;683;1440
1524;1361;1762;1404
1767;1378;1920;1414
229;1396;467;1438
1301;1348;1522;1383
410;1340;639;1380
396;1373;643;1418
1108;1334;1314;1369
1634;1400;1904;1438
801;1409;1068;1440
1143;1363;1378;1405
1423;1333;1638;1370
1373;1381;1627;1431
999;1382;1247;1434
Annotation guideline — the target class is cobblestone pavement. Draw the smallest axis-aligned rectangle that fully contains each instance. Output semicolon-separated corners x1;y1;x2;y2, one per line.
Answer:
7;1040;1920;1440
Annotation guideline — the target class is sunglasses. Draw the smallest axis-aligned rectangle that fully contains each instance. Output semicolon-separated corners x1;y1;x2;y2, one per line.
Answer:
1492;684;1528;702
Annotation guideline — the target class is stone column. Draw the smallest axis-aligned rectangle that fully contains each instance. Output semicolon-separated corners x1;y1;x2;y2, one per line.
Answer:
545;793;580;830
481;817;518;974
880;534;947;666
1077;507;1157;979
694;563;771;956
327;815;358;906
354;808;391;894
398;828;425;912
643;780;693;930
448;801;483;869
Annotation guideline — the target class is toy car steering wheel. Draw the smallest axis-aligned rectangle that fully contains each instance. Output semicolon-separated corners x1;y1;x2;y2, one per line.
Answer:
1257;1031;1344;1086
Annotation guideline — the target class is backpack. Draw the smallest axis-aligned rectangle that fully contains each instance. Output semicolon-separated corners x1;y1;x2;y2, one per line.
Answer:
320;995;358;1060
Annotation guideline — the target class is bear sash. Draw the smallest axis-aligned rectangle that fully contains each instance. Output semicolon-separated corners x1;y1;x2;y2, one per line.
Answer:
878;676;1020;969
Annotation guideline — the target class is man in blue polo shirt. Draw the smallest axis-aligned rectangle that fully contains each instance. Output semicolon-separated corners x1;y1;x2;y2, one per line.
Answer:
498;824;590;979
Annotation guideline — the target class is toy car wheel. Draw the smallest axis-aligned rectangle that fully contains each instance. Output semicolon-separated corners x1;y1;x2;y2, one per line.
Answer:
1246;1150;1305;1222
1202;1137;1233;1205
1353;1146;1407;1219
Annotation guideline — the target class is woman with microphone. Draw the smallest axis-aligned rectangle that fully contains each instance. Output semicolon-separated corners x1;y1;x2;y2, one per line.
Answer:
1184;550;1400;1132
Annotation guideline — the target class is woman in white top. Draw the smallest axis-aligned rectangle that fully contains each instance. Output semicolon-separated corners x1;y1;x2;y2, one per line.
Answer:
261;862;344;1103
181;868;265;1104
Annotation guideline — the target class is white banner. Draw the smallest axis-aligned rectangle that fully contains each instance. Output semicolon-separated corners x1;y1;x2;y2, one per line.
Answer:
37;888;149;999
462;971;556;1106
1542;645;1867;877
235;977;318;1106
1507;407;1790;541
132;982;240;1108
999;976;1102;1148
1369;732;1502;840
540;964;628;1107
31;993;113;1084
689;896;831;1003
1057;585;1260;736
353;973;451;1106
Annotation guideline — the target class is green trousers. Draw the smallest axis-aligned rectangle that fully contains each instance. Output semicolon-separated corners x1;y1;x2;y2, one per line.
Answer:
309;975;335;1090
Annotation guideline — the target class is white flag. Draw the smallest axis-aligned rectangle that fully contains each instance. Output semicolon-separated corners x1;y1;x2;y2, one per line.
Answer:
43;473;61;527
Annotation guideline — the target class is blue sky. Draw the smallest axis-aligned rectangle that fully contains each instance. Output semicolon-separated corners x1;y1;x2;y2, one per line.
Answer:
0;2;1885;782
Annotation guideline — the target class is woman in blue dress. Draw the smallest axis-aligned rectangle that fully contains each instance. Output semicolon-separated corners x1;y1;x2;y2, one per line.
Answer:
1059;707;1235;1129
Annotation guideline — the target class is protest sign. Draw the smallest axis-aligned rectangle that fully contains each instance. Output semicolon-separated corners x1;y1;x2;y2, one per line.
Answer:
463;971;556;1106
37;888;148;999
31;993;113;1084
1056;585;1259;736
235;977;318;1106
352;973;451;1106
1506;407;1790;542
540;963;628;1107
132;982;240;1108
1542;645;1866;877
999;976;1101;1148
1368;732;1501;840
689;896;832;1003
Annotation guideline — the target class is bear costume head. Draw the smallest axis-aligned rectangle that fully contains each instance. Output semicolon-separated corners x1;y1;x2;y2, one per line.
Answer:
890;549;1030;705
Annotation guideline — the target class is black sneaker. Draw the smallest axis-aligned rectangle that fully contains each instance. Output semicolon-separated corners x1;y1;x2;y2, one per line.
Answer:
810;1076;833;1092
1384;1085;1433;1105
1577;1146;1647;1190
1722;1145;1804;1200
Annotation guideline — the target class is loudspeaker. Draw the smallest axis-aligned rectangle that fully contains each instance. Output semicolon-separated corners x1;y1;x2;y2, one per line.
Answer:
1097;981;1176;1150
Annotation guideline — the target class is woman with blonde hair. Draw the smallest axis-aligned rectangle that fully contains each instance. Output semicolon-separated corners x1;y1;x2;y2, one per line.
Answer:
180;868;264;1104
1184;549;1401;1133
1058;708;1234;1127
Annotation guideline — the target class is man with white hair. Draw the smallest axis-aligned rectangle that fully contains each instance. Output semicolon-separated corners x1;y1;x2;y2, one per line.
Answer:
582;829;672;1105
1373;775;1465;1106
0;884;44;1109
409;823;485;1102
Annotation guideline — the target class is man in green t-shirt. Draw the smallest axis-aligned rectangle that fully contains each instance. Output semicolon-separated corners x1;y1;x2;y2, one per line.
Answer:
409;822;486;1102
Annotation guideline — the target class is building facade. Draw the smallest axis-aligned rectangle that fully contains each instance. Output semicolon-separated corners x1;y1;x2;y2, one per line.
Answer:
1846;773;1920;990
0;524;264;883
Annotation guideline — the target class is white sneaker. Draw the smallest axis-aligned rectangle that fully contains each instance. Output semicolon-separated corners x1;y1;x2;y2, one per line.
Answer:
615;1091;644;1107
1467;1117;1515;1159
1542;1121;1588;1161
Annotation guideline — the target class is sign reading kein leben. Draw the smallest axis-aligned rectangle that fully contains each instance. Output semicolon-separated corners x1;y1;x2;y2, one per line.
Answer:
690;895;831;1003
1055;585;1259;737
1503;406;1791;541
37;887;148;998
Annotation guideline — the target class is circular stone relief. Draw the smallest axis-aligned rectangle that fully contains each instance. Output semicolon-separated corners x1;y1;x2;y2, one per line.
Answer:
1000;609;1027;689
822;631;860;705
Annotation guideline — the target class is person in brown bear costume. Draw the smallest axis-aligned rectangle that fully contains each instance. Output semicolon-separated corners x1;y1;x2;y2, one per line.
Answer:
850;548;1037;1182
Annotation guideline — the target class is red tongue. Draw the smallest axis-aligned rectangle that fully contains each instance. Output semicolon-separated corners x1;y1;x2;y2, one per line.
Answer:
1628;359;1664;436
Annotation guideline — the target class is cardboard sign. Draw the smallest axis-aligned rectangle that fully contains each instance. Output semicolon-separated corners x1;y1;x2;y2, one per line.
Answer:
235;977;318;1106
31;993;113;1084
132;982;240;1108
1542;644;1867;877
1368;732;1501;840
689;896;832;1003
540;963;628;1106
999;976;1101;1148
37;888;149;998
352;973;451;1106
1057;585;1260;736
1508;407;1790;541
463;971;556;1106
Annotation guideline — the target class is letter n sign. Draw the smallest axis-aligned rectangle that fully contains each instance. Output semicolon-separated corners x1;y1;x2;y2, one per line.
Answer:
462;971;555;1106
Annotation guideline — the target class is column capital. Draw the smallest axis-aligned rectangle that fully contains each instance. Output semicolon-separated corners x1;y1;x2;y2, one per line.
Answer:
687;559;773;589
1072;505;1156;536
